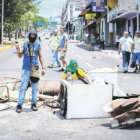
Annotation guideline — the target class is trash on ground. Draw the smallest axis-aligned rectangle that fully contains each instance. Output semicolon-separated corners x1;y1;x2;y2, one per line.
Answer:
104;98;140;129
59;79;113;119
88;68;117;96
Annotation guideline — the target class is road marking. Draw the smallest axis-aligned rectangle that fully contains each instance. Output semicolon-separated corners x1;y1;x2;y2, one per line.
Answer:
86;63;94;69
77;54;82;59
0;45;14;51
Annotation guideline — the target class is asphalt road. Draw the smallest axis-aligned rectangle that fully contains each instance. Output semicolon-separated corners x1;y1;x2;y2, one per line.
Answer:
0;39;140;95
0;38;140;140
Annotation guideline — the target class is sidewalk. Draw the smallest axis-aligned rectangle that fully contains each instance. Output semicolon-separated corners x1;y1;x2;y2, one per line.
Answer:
77;42;119;57
0;38;27;51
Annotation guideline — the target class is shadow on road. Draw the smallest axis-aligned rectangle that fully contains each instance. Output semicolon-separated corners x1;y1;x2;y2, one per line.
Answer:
55;110;66;120
101;121;140;130
76;44;90;51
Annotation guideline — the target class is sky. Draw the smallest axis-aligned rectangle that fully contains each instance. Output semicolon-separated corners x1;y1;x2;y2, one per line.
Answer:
39;0;66;18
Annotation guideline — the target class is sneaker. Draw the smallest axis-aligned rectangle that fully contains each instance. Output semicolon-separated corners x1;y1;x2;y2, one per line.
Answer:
48;65;53;68
123;71;128;73
16;105;22;113
136;70;140;73
133;69;139;73
57;65;61;68
58;68;64;72
133;69;137;73
31;104;38;111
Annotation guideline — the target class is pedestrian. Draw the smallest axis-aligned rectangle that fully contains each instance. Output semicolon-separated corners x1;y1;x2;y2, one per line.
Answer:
118;31;133;73
15;31;46;113
131;31;140;73
84;33;88;43
48;30;61;68
62;59;92;84
56;27;68;71
90;34;96;51
116;33;120;49
100;32;105;50
128;31;132;38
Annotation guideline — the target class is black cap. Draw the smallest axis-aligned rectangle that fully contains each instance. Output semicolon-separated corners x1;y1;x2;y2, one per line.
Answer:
29;30;37;36
28;30;37;40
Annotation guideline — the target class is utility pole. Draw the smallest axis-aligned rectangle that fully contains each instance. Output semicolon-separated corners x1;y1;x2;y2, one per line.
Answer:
1;0;4;45
137;0;140;31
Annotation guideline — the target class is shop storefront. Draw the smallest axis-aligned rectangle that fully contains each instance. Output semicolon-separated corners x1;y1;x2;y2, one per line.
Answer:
116;10;137;37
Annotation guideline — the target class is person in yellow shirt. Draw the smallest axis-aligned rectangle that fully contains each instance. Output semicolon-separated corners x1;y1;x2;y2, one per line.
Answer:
62;59;92;84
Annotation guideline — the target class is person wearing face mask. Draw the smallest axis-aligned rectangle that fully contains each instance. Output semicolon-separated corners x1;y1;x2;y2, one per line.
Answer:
62;59;92;84
15;31;46;113
118;31;133;73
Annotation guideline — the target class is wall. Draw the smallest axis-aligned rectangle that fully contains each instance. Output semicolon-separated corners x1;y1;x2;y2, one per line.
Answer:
118;0;138;12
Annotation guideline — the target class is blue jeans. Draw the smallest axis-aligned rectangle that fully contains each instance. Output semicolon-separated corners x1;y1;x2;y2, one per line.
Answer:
18;70;39;106
122;51;131;71
132;52;140;63
51;50;61;67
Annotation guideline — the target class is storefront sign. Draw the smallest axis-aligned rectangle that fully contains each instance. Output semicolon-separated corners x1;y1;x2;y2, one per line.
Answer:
107;7;118;22
85;13;96;19
92;0;105;12
75;0;86;11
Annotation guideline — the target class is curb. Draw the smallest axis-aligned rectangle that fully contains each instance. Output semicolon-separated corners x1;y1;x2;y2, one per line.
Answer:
0;44;14;51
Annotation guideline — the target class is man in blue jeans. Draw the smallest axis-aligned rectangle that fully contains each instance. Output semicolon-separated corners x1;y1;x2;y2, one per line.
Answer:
132;31;140;73
15;31;46;113
56;27;68;71
48;30;61;68
118;31;133;73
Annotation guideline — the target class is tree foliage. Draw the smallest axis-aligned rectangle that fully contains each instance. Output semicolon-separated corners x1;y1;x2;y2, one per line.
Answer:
0;0;49;41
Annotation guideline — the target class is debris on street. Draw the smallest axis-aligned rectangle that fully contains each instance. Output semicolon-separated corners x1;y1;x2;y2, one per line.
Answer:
104;98;140;129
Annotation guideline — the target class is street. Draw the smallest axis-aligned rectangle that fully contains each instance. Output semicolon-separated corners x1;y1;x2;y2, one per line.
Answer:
0;38;140;140
0;39;140;95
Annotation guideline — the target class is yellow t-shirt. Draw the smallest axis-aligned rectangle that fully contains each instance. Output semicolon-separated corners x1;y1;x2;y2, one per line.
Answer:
62;68;85;80
133;37;136;45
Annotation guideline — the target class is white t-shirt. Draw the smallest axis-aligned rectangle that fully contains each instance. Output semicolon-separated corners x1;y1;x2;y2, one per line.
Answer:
133;37;140;53
116;35;120;42
101;35;104;41
119;37;133;52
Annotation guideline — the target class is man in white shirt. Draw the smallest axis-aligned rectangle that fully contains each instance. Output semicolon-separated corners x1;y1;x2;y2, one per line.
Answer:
131;31;140;73
118;31;133;73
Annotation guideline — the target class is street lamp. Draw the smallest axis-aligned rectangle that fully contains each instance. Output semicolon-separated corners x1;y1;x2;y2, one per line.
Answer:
1;0;4;45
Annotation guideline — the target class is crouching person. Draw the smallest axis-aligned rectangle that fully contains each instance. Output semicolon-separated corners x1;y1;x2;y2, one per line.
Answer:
15;31;46;113
62;59;92;84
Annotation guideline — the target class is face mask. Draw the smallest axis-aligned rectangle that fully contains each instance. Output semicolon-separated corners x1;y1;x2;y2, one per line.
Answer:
64;65;78;74
70;65;78;74
29;36;36;43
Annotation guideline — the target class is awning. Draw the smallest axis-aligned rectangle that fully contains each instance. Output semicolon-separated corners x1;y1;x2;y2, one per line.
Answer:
78;11;86;17
83;22;96;29
116;10;137;19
